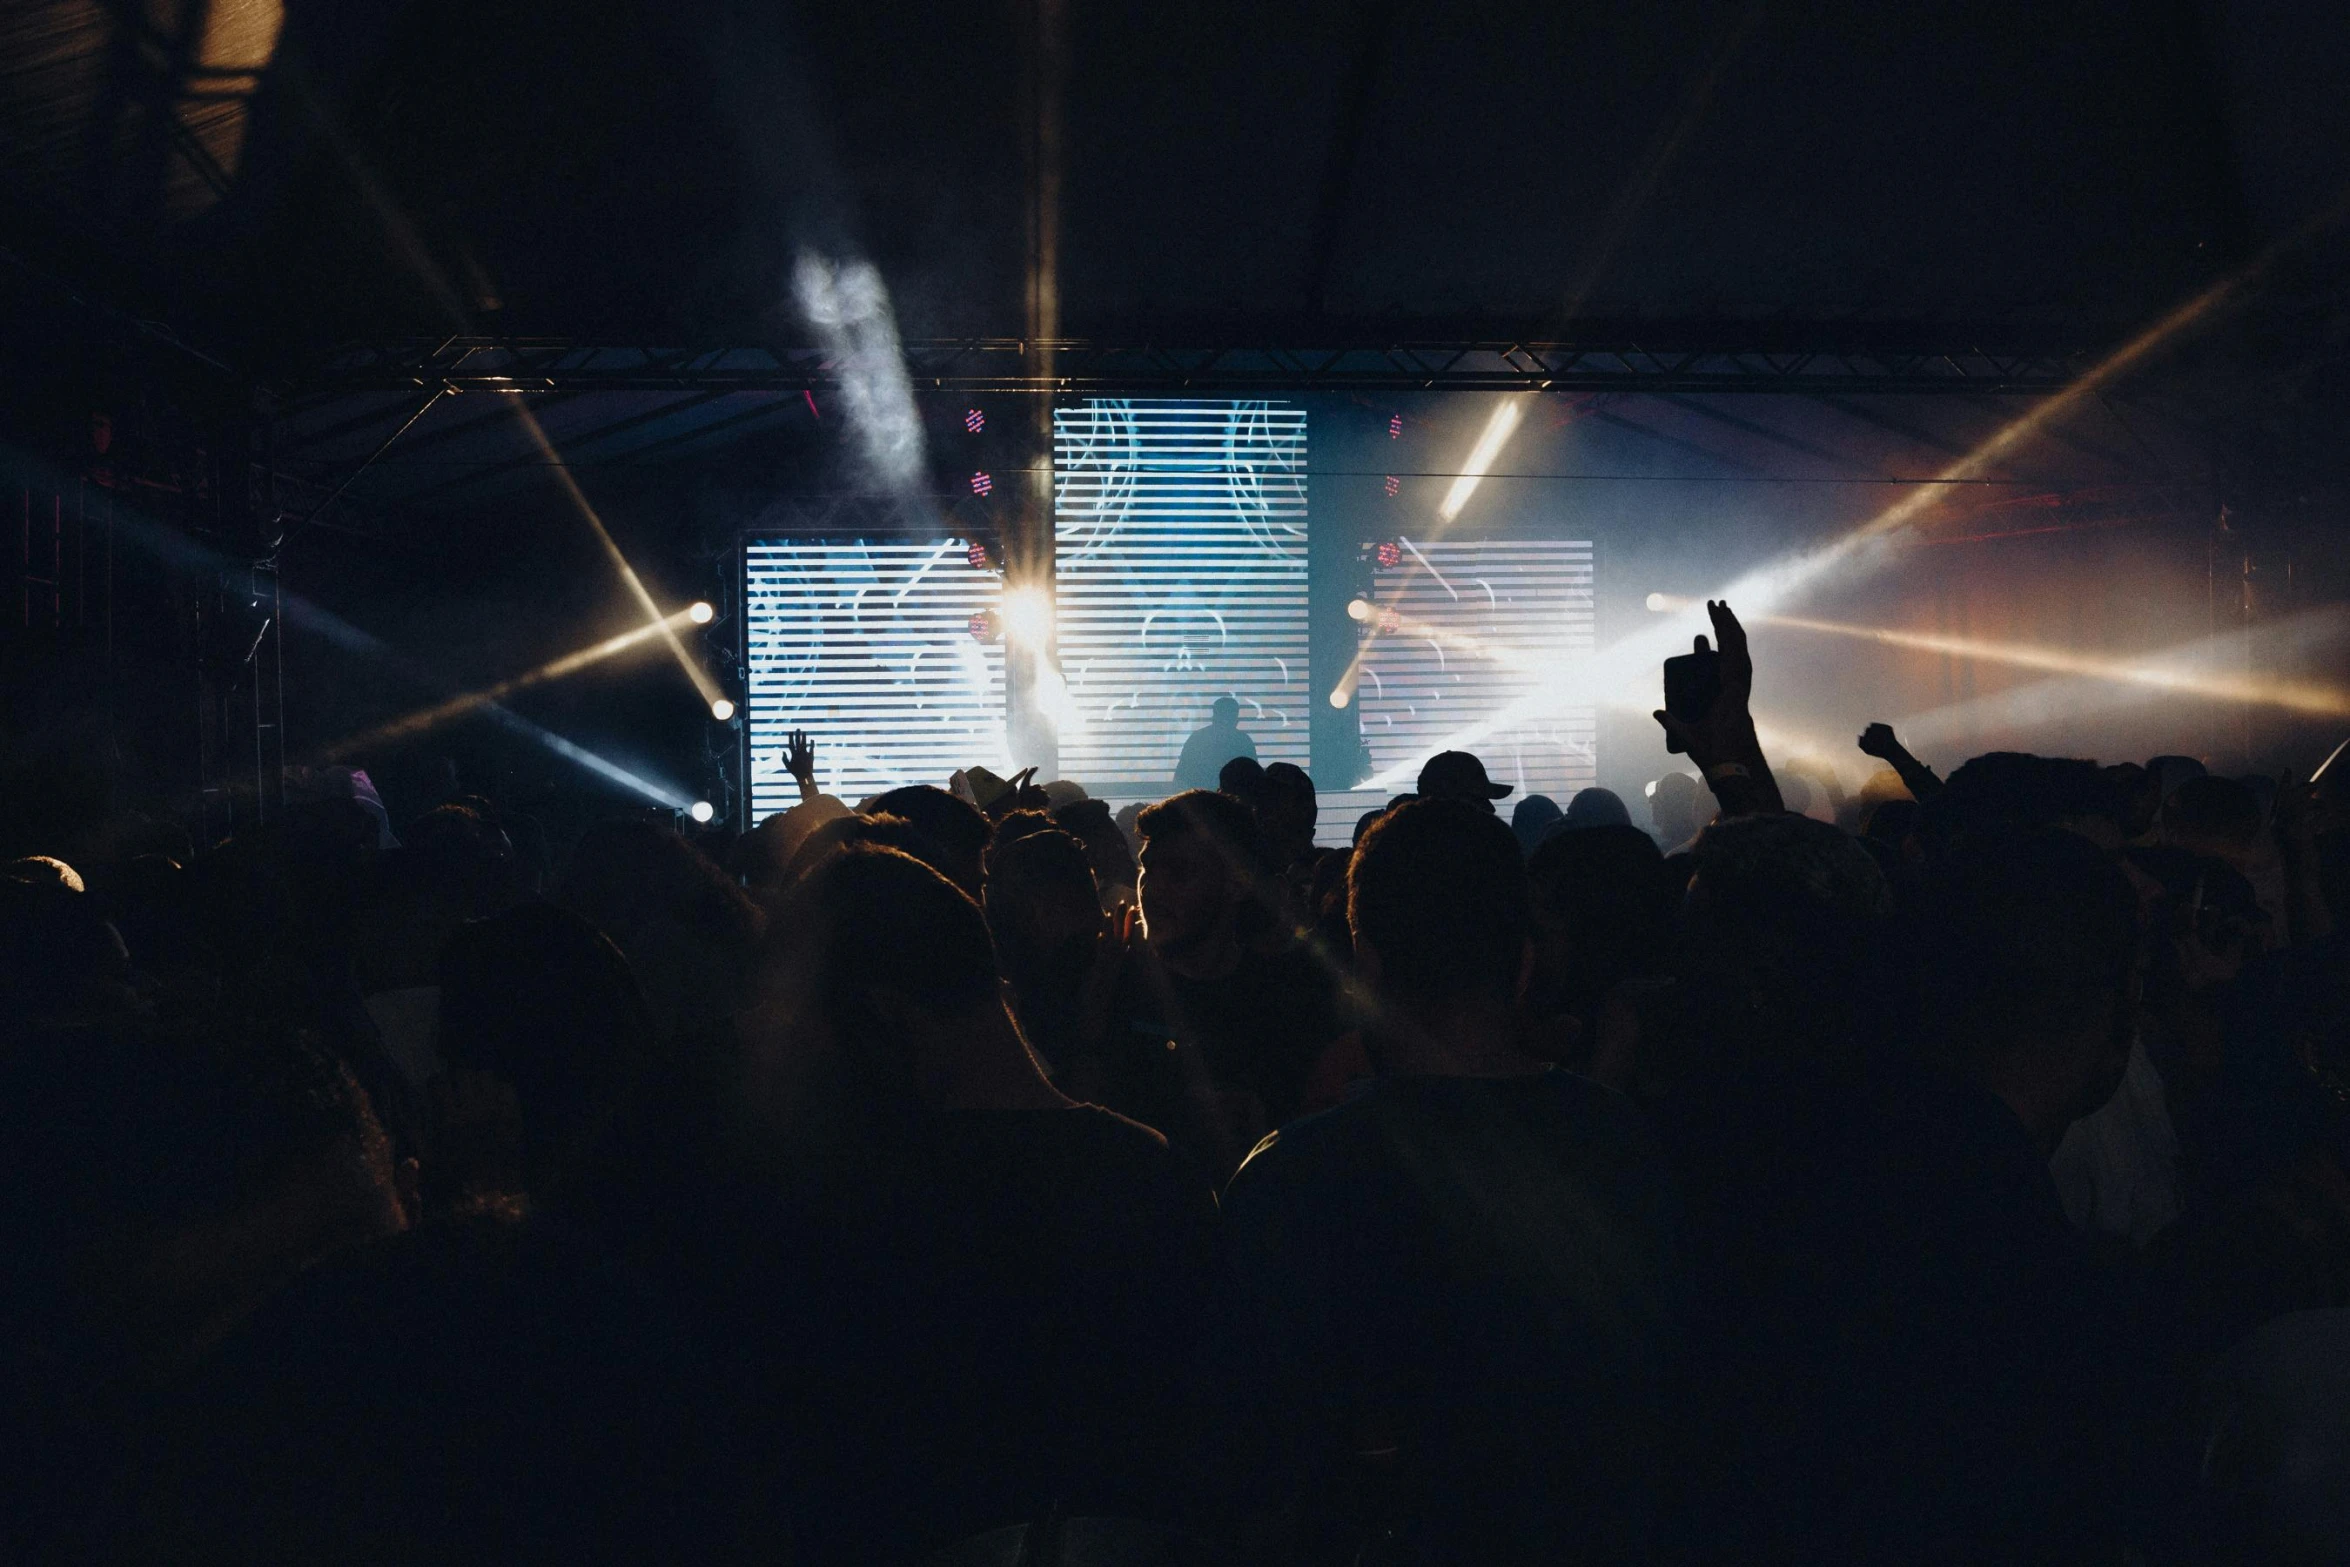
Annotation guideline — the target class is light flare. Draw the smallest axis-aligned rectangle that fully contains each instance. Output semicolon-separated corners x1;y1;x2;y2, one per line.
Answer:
1437;396;1528;525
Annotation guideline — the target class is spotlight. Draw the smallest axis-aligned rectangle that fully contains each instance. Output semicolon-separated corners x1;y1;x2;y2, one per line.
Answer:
688;800;715;823
688;601;715;624
966;540;995;571
999;585;1053;650
710;698;736;721
1645;592;1690;613
1375;541;1403;569
1347;597;1373;622
965;408;985;434
971;471;993;496
1328;687;1352;709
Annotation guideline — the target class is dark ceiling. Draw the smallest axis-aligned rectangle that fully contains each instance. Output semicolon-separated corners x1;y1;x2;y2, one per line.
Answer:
7;0;2348;379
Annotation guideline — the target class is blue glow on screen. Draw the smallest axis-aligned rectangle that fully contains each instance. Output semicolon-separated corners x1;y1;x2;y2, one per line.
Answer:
1054;399;1310;797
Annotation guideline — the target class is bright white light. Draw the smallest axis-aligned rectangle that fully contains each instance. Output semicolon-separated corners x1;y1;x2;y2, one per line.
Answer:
710;698;736;721
688;601;714;625
1000;585;1054;650
1645;592;1676;612
1437;396;1527;525
688;800;715;823
1347;597;1373;622
1328;686;1352;709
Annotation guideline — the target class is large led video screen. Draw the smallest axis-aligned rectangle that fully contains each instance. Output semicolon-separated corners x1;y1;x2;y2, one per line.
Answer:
1054;399;1311;798
741;539;1007;820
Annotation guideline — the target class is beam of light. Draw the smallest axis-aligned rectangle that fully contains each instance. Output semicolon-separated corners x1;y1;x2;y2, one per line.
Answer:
1000;584;1054;651
319;609;699;758
1361;218;2350;790
497;713;692;809
1886;607;2350;750
508;400;725;710
1437;396;1528;524
794;252;926;493
1750;612;2350;719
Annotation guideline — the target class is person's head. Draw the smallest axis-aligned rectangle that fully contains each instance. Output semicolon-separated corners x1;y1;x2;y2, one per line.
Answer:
555;819;763;1038
738;796;854;894
1932;752;2128;853
1218;754;1267;801
0;877;136;1035
1679;812;1893;1075
2163;774;2264;862
1135;789;1275;970
1525;823;1674;1024
1210;696;1241;729
1051;798;1137;906
865;786;991;898
1511;794;1563;855
983;827;1103;1030
1909;829;2140;1148
1562;786;1631;832
1349;800;1531;1043
1649;772;1702;844
435;904;655;1204
750;846;1008;1169
1415;751;1512;813
1258;762;1319;866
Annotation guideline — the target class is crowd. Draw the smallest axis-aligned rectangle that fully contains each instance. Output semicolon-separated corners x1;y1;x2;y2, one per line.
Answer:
3;600;2347;1565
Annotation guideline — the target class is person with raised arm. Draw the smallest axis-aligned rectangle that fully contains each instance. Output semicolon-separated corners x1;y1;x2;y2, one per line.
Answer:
1649;600;1787;819
1857;719;1945;802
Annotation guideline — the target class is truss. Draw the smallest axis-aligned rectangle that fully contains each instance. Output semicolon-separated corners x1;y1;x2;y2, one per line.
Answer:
288;326;2096;401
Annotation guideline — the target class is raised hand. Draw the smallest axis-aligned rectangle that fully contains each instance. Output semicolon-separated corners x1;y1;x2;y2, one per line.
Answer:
1652;600;1784;816
785;729;817;800
1857;722;1901;761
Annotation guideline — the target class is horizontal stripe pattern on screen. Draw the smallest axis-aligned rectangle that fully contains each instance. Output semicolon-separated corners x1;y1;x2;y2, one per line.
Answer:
743;540;1008;821
1055;399;1310;800
1358;538;1597;804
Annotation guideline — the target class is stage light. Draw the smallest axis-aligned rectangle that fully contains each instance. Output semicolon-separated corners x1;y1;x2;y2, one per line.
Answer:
508;402;727;711
965;408;985;434
971;471;994;496
710;698;736;721
688;601;714;624
1645;592;1681;612
1347;597;1373;622
1384;475;1400;497
1000;585;1053;650
1389;413;1403;439
1437;395;1526;525
688;800;715;823
1375;541;1403;568
1329;686;1352;709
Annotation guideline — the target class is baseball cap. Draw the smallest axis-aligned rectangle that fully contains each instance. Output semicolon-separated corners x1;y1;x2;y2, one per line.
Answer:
1417;750;1512;801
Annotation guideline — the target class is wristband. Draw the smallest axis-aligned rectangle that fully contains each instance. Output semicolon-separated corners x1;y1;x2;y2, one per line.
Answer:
1705;762;1751;781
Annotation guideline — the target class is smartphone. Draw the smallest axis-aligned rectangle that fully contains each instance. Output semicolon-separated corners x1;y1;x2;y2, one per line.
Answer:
1662;650;1722;753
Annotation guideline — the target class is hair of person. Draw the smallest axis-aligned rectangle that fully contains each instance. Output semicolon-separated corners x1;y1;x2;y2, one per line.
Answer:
1931;752;2126;846
863;786;990;897
1348;798;1530;1010
1050;797;1137;888
1525;822;1672;1014
986;809;1062;861
436;903;655;1191
1217;754;1268;798
1262;761;1314;804
2163;774;2264;849
1511;793;1563;850
1907;828;2139;1073
984;824;1097;917
1563;786;1632;830
1679;812;1893;1072
1135;788;1277;883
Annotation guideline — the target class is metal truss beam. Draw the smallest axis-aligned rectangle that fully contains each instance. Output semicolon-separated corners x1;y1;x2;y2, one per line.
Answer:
287;327;2096;400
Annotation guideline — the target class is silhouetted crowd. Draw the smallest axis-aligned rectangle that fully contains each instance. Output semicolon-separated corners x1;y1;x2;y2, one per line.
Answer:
4;604;2348;1565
